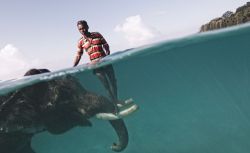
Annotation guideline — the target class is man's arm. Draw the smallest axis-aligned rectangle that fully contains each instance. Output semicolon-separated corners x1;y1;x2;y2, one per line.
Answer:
103;43;110;55
73;49;83;67
98;33;110;55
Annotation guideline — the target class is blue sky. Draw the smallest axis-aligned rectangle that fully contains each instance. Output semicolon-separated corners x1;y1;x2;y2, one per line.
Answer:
0;0;249;80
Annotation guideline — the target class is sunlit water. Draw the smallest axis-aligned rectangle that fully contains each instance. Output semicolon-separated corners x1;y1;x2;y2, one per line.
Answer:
1;23;250;153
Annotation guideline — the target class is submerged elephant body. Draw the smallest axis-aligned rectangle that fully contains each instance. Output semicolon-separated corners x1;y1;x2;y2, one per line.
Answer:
0;69;128;153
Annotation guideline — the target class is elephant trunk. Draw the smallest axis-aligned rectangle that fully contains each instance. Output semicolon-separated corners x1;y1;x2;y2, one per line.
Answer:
109;119;128;152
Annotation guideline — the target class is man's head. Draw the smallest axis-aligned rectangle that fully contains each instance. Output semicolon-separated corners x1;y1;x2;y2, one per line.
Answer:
77;20;89;35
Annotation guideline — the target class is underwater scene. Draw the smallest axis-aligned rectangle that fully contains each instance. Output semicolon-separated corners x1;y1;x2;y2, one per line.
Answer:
1;23;250;153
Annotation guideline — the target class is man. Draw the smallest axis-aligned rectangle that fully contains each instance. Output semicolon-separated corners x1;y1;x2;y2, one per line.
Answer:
73;20;120;112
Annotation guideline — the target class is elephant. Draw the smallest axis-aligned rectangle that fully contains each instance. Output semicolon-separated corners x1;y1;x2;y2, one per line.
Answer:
0;69;129;153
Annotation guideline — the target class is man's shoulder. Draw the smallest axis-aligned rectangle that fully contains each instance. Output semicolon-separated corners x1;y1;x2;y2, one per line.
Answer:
91;32;103;37
77;37;84;47
91;32;101;35
78;36;84;41
78;36;84;42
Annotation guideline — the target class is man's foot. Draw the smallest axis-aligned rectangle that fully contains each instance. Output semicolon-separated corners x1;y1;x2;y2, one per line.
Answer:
112;103;120;115
112;98;135;115
117;98;134;108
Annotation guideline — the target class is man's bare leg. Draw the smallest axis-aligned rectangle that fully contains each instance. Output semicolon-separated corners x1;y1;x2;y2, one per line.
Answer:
95;72;119;114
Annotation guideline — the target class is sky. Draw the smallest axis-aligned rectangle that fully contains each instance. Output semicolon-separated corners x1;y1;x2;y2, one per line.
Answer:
0;0;249;80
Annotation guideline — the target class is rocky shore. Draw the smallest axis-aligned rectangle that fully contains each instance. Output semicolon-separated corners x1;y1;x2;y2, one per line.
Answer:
200;2;250;32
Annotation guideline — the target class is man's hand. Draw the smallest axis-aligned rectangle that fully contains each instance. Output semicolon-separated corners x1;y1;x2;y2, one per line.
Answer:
73;55;81;67
103;43;110;55
89;59;100;65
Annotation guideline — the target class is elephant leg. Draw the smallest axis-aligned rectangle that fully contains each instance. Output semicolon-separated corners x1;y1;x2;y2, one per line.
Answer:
109;119;128;152
0;133;35;153
18;140;35;153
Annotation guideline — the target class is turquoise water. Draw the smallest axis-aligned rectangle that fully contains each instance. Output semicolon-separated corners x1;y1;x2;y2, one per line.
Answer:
1;23;250;153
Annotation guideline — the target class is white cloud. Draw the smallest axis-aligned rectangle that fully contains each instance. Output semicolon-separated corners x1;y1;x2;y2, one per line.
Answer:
114;15;160;47
0;44;40;80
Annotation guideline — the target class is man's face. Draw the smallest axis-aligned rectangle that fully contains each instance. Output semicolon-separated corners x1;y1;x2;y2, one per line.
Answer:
77;24;88;35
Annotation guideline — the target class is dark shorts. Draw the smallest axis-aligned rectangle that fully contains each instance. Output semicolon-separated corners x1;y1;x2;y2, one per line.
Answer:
93;64;114;75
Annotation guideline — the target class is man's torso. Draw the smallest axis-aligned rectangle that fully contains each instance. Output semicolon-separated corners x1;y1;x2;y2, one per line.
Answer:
78;32;107;61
